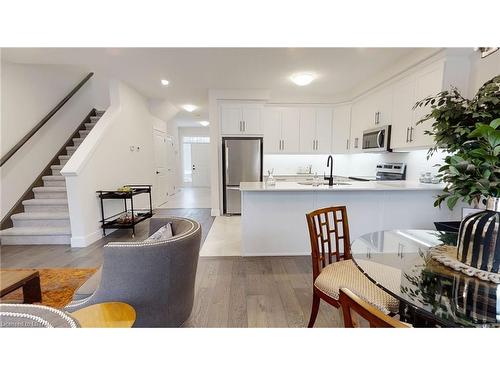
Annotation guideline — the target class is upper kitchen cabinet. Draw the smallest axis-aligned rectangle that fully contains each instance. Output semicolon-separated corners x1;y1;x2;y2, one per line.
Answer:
391;75;416;149
263;106;300;153
349;97;370;151
371;86;393;127
331;104;351;154
299;107;333;153
390;58;469;150
220;102;263;135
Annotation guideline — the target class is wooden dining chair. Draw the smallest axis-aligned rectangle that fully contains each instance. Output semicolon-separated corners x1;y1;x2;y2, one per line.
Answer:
339;288;409;328
305;206;399;327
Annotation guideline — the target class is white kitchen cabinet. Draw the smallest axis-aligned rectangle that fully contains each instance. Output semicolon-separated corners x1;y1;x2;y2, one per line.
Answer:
299;107;332;153
391;75;416;149
263;107;300;153
372;86;393;127
411;61;445;148
332;104;351;154
281;107;300;153
349;98;370;151
299;108;316;153
220;102;263;135
390;60;446;150
315;108;333;153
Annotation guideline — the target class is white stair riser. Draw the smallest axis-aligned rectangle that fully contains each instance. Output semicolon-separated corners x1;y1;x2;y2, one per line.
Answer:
34;191;67;199
24;204;68;213
1;235;71;245
90;117;100;123
59;159;68;167
85;124;95;130
73;138;83;146
12;218;70;228
43;180;66;187
79;130;90;137
51;168;62;176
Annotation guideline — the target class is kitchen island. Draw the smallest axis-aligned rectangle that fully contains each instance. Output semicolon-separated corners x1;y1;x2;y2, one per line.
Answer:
240;180;462;256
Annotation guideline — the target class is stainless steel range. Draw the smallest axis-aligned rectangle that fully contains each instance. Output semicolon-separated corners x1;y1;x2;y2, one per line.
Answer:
349;162;406;181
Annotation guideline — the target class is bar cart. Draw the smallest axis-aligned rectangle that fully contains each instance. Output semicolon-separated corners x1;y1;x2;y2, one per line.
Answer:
97;184;153;237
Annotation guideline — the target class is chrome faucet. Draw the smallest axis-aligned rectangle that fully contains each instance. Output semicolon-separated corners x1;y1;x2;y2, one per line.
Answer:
324;155;334;186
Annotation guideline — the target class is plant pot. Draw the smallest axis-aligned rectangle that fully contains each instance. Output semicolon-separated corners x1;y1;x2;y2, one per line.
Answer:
457;197;500;273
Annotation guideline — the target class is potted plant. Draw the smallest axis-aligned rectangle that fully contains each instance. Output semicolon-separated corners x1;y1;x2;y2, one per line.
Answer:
414;75;500;273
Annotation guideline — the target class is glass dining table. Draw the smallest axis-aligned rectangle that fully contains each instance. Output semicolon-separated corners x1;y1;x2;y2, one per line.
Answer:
350;230;500;328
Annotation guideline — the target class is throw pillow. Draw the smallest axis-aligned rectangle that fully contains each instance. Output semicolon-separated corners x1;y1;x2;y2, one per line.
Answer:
145;223;173;242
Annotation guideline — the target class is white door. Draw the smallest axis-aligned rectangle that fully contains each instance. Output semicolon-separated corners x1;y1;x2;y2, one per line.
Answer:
263;107;282;153
315;108;333;153
191;143;210;187
220;105;242;135
165;136;177;195
241;105;262;134
332;105;351;154
281;107;300;153
153;130;168;207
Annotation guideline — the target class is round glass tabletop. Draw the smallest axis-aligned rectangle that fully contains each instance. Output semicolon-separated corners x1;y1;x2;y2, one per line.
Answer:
351;230;499;328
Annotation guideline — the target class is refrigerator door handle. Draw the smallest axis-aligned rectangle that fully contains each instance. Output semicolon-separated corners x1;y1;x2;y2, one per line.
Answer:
225;144;229;175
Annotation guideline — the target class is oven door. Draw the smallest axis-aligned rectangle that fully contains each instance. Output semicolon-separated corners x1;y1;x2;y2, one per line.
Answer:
362;125;391;152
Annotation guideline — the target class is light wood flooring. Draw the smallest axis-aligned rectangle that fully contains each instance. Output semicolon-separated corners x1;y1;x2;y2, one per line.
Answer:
0;208;340;327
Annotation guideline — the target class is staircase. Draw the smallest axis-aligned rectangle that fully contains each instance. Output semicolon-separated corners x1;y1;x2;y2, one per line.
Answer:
0;110;105;245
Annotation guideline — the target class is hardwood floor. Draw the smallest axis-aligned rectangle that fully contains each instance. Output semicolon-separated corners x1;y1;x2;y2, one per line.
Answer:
185;256;341;327
0;208;340;327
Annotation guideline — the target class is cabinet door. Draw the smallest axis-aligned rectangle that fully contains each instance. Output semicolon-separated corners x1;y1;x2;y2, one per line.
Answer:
373;86;393;126
350;98;369;152
220;105;242;135
332;105;351;154
262;107;282;153
412;62;444;148
299;107;316;153
281;107;300;153
241;105;262;135
391;75;416;149
315;108;333;153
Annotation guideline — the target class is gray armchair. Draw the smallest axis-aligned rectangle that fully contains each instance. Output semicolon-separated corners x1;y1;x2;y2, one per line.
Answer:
65;217;201;327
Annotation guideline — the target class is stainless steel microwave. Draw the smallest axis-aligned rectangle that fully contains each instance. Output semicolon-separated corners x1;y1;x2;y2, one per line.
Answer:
362;125;391;152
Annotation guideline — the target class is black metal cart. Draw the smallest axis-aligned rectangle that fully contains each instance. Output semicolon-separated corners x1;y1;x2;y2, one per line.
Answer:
97;184;153;237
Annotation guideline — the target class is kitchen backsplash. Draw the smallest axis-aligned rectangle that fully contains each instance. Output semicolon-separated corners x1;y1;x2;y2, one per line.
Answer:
263;149;448;181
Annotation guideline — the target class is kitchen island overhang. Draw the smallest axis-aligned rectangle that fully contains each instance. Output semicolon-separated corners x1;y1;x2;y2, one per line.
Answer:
240;181;463;256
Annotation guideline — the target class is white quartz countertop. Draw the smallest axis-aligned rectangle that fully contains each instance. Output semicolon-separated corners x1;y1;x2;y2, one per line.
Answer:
240;180;446;192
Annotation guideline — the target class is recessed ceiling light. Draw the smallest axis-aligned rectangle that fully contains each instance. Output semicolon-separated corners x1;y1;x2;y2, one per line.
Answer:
199;121;210;127
290;72;316;86
160;79;169;86
182;104;197;112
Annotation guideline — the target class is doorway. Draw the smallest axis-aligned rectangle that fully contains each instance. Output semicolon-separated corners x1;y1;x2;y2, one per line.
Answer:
153;130;178;208
181;136;210;187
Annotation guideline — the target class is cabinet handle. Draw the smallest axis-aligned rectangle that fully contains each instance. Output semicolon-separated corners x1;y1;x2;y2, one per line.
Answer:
410;127;414;142
346;139;349;150
243;121;246;132
283;140;285;150
406;127;409;143
354;137;359;148
239;121;242;132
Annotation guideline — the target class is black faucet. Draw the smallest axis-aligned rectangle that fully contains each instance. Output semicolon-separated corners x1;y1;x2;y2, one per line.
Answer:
324;155;334;186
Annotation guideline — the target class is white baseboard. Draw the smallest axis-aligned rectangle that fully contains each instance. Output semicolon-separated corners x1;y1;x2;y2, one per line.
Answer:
70;229;106;248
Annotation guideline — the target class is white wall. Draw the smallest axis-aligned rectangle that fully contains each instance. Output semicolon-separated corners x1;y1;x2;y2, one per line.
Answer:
62;80;163;247
0;61;109;218
264;150;448;181
468;50;500;97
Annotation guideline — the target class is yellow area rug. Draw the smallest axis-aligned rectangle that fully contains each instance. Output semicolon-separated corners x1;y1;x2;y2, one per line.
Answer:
0;268;98;308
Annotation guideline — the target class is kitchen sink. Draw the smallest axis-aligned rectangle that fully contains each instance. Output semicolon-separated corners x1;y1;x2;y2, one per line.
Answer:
297;181;351;186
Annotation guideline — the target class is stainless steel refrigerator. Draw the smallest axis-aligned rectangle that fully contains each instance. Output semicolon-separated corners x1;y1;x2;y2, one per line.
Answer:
222;137;263;215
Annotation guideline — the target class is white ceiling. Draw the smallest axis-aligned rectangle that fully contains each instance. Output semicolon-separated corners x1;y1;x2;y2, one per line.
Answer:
1;48;437;127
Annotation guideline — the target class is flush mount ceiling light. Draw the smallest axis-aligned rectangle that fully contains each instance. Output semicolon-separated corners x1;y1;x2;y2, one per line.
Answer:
290;72;316;86
182;104;197;112
160;79;169;86
199;121;210;127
